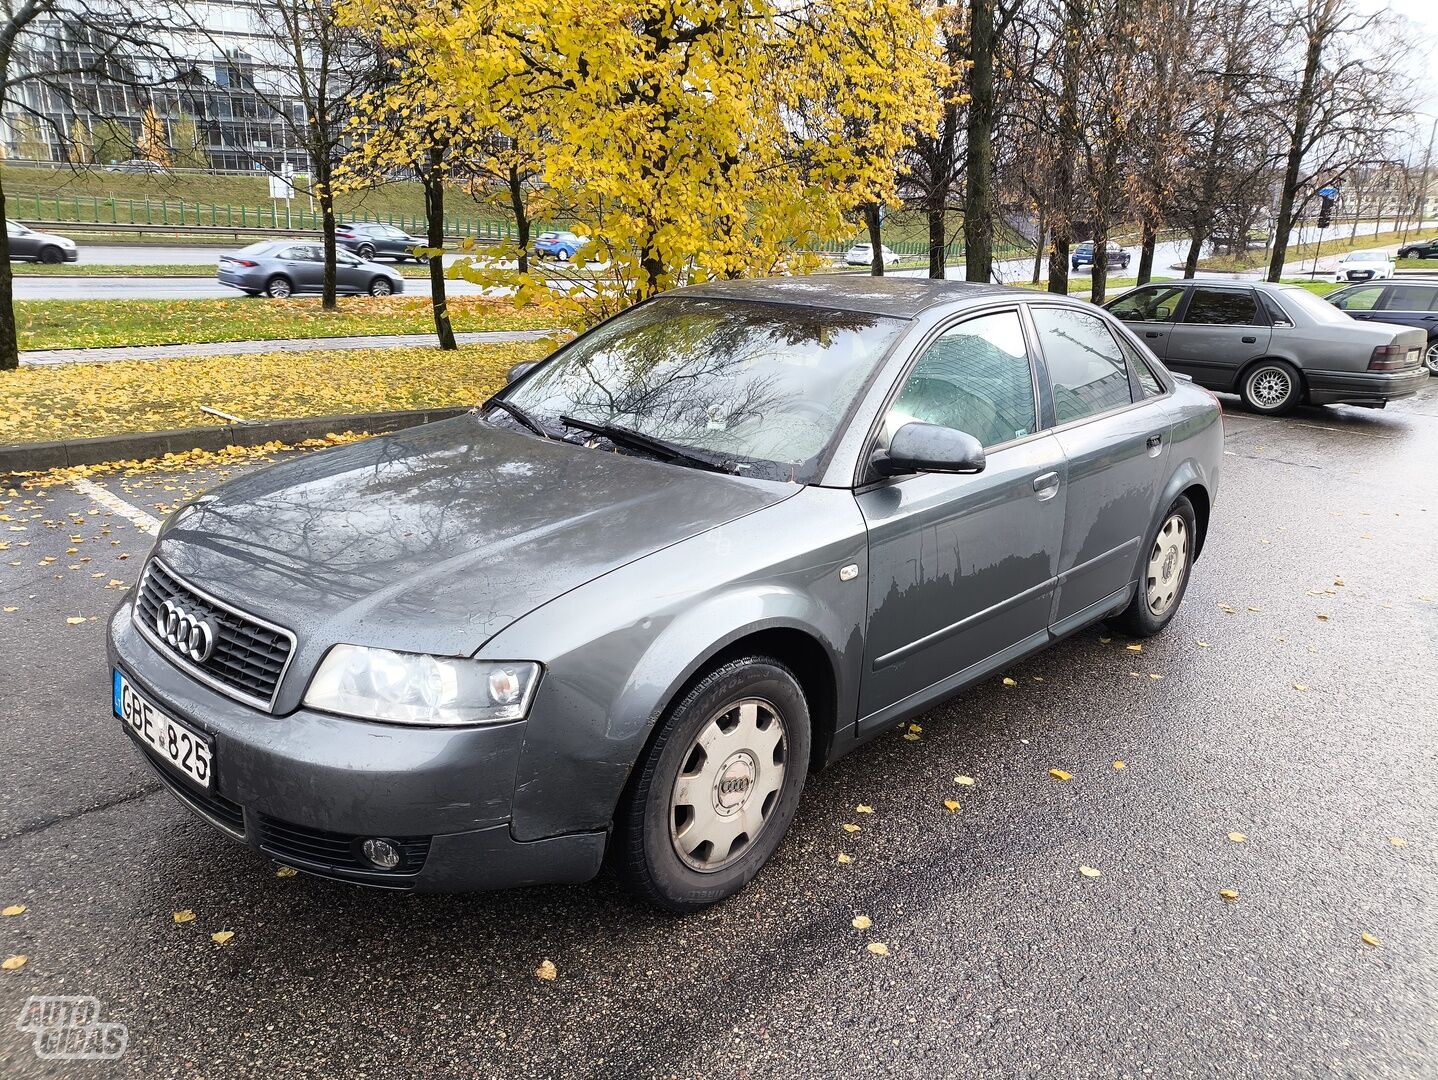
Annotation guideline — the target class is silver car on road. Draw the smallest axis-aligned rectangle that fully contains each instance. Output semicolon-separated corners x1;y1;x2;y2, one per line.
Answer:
109;278;1222;910
217;240;406;299
1105;280;1426;414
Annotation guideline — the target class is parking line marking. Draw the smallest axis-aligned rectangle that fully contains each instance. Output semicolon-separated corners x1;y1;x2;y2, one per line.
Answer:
72;478;161;536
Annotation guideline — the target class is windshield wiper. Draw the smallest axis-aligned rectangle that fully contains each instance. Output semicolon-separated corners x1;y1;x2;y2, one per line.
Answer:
485;396;552;439
558;415;739;475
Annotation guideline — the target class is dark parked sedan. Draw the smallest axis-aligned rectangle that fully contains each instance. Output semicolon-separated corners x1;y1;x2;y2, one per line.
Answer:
1328;280;1438;375
1106;280;1426;413
6;219;78;263
1071;242;1131;272
335;222;427;262
217;241;405;298
109;278;1222;910
1396;236;1438;259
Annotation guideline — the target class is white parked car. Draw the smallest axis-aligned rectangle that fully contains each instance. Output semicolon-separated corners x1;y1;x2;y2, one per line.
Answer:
844;242;901;267
1331;250;1394;283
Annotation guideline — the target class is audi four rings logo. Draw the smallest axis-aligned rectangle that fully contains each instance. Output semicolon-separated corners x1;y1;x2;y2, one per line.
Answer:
156;599;217;663
719;776;752;795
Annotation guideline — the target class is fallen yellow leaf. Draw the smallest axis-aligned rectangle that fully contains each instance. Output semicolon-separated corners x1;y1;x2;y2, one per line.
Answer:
2;955;26;971
1360;932;1380;947
842;823;861;833
1316;614;1329;622
211;930;234;945
276;866;298;878
943;799;960;813
1078;865;1101;878
172;909;195;924
1293;683;1309;692
902;732;921;742
65;616;85;625
836;852;852;865
1048;769;1072;782
851;915;872;930
1098;636;1112;644
1196;640;1209;648
1388;837;1407;848
535;959;558;981
908;723;922;734
866;942;889;956
1112;760;1125;770
1148;673;1163;680
2;905;26;917
855;804;874;814
1219;889;1239;902
1002;677;1017;687
1227;832;1246;843
954;775;975;786
1247;606;1261;613
1126;644;1142;653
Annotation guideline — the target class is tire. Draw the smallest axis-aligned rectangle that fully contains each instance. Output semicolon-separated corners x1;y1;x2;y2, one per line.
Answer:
265;275;293;299
38;246;64;265
357;243;376;260
1425;340;1438;377
1108;495;1198;638
615;656;811;912
1239;359;1302;415
368;277;393;297
557;248;571;262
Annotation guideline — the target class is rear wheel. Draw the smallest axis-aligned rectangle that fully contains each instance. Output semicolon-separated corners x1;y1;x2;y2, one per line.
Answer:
357;243;376;260
615;656;810;911
1425;341;1438;376
38;246;64;264
1240;359;1302;415
1109;495;1197;638
265;275;293;299
369;277;393;297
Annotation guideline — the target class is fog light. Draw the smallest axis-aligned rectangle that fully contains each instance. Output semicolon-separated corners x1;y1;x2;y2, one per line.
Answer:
361;837;402;870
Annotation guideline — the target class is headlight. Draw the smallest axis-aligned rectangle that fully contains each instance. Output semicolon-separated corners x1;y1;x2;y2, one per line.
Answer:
303;644;540;726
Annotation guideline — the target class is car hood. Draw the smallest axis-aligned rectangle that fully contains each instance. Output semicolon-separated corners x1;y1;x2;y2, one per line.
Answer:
152;414;798;657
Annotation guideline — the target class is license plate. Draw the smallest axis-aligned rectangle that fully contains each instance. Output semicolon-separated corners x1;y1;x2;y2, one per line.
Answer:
114;670;213;790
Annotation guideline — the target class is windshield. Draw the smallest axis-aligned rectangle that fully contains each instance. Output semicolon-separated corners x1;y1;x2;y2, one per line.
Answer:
7;220;30;234
1278;286;1351;324
495;296;908;482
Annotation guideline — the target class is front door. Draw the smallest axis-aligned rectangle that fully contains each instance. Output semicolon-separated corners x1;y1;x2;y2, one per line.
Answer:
1027;305;1171;629
857;309;1066;727
1163;286;1272;390
1106;284;1187;358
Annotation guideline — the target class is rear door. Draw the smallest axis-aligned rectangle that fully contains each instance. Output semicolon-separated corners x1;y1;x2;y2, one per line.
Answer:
1027;304;1171;632
1329;284;1389;324
857;308;1066;726
1106;284;1186;358
7;223;37;259
1163;285;1271;390
1373;283;1438;338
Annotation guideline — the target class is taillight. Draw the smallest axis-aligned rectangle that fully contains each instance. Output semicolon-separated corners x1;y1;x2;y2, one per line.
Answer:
1368;344;1410;371
233;259;257;268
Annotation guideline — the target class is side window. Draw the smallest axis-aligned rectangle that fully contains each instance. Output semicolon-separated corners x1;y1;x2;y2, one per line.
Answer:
1115;335;1164;396
1108;286;1184;323
1183;288;1261;325
1332;286;1384;311
1260;293;1293;325
886;311;1036;449
1380;285;1434;312
277;245;306;260
1030;306;1135;423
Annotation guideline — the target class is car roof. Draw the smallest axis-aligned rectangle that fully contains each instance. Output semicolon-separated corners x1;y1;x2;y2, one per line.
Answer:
671;276;1033;318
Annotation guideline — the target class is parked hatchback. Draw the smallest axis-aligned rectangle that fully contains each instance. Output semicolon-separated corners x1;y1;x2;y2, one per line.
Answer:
533;231;585;260
1328;279;1438;375
335;222;427;262
6;219;78;264
217;241;405;298
1105;280;1426;413
110;278;1221;911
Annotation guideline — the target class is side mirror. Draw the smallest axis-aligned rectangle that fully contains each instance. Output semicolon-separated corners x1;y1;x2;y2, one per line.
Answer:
870;422;986;478
506;361;538;385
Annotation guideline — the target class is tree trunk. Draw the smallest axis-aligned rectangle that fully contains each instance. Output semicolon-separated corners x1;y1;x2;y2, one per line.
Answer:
1090;232;1108;305
315;157;338;311
927;199;946;279
1183;230;1202;278
1267;13;1325;282
424;149;456;351
963;0;995;283
508;162;530;275
865;203;884;277
1031;214;1046;284
1047;0;1080;295
1137;216;1157;285
0;176;15;371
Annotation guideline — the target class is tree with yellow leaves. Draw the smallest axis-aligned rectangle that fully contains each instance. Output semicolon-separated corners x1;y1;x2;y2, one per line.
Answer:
137;105;170;167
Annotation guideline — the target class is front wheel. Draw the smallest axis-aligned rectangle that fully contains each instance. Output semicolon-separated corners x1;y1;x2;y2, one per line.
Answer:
1240;359;1302;415
38;246;64;265
369;277;393;297
357;244;376;260
615;656;811;912
1425;341;1438;376
1108;495;1197;638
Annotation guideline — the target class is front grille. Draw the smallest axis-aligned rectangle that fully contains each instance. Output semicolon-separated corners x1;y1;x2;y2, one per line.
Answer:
255;815;431;877
136;741;247;838
135;559;295;711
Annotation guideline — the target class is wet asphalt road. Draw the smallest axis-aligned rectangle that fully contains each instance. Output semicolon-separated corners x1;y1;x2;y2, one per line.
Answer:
1;384;1436;1078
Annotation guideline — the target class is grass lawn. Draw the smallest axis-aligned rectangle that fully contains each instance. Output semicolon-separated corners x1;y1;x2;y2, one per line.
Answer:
1193;229;1421;272
1396;257;1438;271
0;341;551;445
17;296;553;351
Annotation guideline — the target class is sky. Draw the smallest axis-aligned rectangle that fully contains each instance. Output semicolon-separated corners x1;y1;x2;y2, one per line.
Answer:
1358;0;1438;124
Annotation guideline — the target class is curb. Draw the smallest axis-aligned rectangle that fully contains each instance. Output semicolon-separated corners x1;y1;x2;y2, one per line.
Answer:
0;407;468;477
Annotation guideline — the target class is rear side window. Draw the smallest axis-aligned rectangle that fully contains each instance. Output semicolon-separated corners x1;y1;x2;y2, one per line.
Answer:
1260;293;1293;325
1030;307;1135;423
1114;335;1164;396
1333;286;1384;311
1381;285;1438;311
1183;288;1260;325
887;311;1037;448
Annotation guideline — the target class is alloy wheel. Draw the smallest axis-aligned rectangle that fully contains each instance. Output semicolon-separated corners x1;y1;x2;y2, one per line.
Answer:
669;698;787;873
1426;342;1438;376
370;279;393;296
1248;367;1292;410
1146;513;1190;617
267;277;292;299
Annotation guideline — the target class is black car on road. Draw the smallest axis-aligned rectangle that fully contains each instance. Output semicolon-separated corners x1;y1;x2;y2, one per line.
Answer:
1328;279;1438;375
1396;237;1438;259
335;222;427;262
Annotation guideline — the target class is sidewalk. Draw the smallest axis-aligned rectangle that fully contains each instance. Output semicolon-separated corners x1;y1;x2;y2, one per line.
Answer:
19;329;559;367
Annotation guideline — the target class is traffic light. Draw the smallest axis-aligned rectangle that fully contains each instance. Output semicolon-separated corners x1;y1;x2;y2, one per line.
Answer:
1317;197;1334;230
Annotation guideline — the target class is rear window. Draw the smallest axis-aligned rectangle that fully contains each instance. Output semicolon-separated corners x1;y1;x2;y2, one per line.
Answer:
237;241;272;256
1279;287;1353;324
1381;285;1438;311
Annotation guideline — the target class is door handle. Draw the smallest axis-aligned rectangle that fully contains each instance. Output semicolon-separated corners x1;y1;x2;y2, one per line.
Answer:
1032;472;1060;501
1241;336;1256;343
1146;434;1163;455
1144;331;1162;338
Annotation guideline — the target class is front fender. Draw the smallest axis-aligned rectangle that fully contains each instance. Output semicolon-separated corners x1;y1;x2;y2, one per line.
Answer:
482;486;868;842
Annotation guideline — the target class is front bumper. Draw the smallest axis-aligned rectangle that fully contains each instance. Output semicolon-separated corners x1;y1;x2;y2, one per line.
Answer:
1305;365;1428;406
107;605;605;891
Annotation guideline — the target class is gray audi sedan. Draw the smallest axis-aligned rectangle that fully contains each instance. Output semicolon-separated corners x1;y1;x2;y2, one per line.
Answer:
1105;280;1426;414
108;278;1222;910
217;240;405;298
